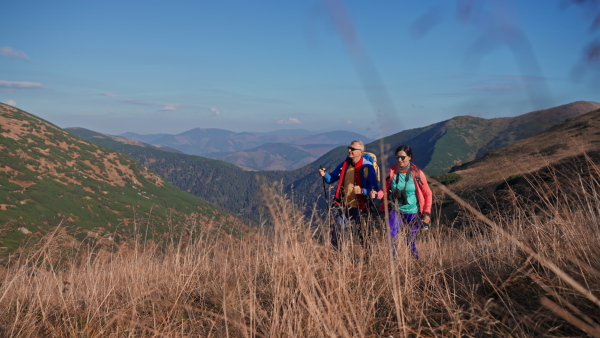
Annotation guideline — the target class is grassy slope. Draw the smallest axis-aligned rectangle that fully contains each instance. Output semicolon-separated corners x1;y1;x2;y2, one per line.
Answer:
0;104;245;254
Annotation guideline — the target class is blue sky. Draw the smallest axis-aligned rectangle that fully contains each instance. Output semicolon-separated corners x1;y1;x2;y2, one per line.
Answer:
1;0;599;138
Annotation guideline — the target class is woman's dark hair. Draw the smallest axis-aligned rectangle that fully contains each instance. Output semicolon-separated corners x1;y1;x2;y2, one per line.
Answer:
395;145;413;158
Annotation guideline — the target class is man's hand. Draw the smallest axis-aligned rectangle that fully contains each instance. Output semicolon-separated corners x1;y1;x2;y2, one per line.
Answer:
318;167;326;177
353;185;362;194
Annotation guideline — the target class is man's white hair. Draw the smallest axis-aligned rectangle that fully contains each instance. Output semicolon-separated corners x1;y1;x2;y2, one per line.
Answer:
350;140;364;149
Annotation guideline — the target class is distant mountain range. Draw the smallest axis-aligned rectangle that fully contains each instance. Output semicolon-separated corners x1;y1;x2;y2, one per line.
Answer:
0;103;246;255
120;128;373;170
100;101;600;175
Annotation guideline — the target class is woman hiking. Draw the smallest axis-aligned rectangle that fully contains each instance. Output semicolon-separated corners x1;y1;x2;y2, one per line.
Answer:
381;145;432;259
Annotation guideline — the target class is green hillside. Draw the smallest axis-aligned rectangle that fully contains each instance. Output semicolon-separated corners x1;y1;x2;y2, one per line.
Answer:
66;128;299;222
0;103;245;255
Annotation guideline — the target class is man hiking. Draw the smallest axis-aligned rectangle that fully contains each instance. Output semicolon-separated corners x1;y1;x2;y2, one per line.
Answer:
318;140;381;248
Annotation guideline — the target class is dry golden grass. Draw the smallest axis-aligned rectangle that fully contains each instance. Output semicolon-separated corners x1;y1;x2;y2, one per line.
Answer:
1;162;600;337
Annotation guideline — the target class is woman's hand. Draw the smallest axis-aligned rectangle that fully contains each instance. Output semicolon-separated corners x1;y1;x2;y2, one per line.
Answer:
353;185;362;194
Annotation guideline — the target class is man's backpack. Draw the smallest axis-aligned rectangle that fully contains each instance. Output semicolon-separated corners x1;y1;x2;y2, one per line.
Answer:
362;152;380;183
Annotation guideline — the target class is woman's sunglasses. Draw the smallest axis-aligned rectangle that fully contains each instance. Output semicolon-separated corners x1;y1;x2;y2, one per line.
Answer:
395;155;407;160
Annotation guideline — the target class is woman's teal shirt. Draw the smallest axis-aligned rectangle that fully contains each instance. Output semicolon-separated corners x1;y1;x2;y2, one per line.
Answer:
390;170;419;214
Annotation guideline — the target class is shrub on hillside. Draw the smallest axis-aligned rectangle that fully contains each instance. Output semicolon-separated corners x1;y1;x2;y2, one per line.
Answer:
431;172;462;185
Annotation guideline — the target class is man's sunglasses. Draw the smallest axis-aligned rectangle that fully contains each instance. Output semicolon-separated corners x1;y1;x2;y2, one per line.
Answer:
348;146;363;152
395;155;407;160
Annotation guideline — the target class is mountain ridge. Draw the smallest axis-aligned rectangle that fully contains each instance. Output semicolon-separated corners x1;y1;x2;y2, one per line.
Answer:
434;106;600;224
448;105;600;192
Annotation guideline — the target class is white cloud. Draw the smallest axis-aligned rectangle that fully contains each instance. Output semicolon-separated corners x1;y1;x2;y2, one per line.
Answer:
0;80;44;89
99;92;117;97
209;107;221;115
0;46;29;60
346;120;353;124
158;104;183;112
276;117;303;125
3;99;17;106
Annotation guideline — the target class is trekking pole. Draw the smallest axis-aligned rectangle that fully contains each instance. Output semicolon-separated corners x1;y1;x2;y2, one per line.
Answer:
320;165;332;238
320;165;329;211
367;188;380;238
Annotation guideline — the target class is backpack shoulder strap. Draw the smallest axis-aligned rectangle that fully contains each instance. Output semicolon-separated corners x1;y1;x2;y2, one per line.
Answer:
416;172;423;185
334;160;349;200
411;163;424;185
